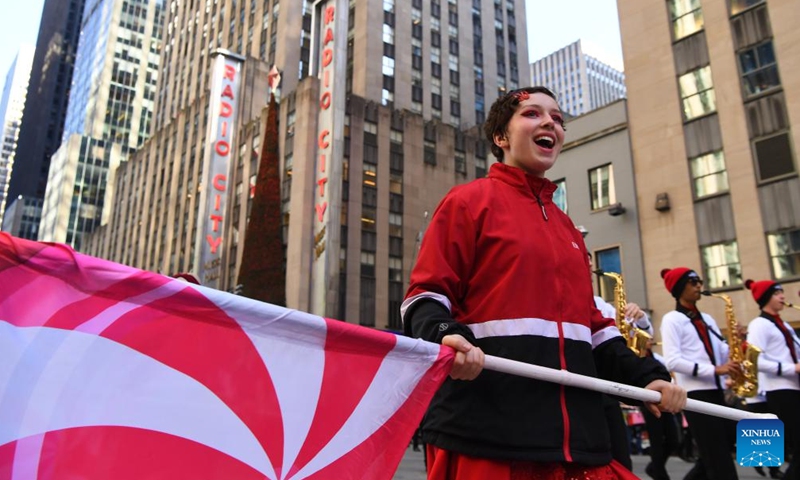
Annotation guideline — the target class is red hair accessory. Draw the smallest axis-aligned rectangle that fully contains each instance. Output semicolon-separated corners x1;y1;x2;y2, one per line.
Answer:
511;90;530;103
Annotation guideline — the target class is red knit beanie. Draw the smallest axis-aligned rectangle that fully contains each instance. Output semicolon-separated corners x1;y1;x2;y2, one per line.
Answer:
745;279;782;308
661;267;699;299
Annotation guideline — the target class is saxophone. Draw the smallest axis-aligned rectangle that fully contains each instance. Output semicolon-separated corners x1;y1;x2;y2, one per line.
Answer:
701;291;760;398
596;270;651;357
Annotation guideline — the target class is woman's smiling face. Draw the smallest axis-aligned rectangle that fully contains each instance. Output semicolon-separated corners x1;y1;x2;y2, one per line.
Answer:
493;92;565;177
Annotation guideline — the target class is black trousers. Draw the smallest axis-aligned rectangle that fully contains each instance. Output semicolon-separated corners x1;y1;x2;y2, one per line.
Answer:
604;396;632;470
683;389;738;480
642;407;680;476
768;389;800;480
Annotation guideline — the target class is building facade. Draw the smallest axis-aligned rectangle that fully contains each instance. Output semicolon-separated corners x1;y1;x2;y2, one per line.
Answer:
6;0;86;225
1;196;43;240
546;99;649;308
86;0;530;324
617;0;800;326
530;39;627;117
38;0;165;249
0;45;35;228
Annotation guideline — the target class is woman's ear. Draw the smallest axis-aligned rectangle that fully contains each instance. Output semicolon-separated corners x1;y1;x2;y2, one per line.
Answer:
493;132;508;149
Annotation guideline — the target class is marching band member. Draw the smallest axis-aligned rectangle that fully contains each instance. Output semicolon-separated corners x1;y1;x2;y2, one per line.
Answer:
402;86;686;480
746;279;800;480
641;338;681;480
590;252;653;471
660;267;740;480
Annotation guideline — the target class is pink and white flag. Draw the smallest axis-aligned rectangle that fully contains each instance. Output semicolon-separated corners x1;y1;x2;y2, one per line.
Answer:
0;233;452;479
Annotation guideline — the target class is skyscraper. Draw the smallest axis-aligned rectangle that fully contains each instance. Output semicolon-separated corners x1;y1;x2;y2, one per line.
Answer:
530;39;626;117
0;44;35;228
38;0;165;249
617;0;800;321
87;0;530;325
6;0;86;221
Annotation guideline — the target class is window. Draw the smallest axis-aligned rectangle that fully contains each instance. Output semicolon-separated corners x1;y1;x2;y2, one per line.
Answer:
701;241;742;289
390;142;404;172
679;66;716;120
361;207;377;231
382;56;395;76
382;24;394;44
589;164;616;210
767;229;800;280
754;132;795;181
424;141;436;165
455;152;466;174
361;251;376;273
449;53;459;71
596;247;621;302
388;256;404;330
431;47;441;64
553;178;567;213
475;157;487;178
388;237;403;258
668;0;703;40
389;192;403;213
390;173;403;193
361;231;377;252
730;0;765;15
690;150;729;198
382;89;394;106
363;163;377;186
739;41;780;97
389;257;403;282
362;185;377;207
389;213;403;237
359;277;376;326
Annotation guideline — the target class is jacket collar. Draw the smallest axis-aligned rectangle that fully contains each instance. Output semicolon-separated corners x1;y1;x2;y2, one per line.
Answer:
488;162;557;202
759;310;782;324
676;302;702;320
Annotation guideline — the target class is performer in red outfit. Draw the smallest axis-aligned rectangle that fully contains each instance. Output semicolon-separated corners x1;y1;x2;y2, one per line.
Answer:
402;86;686;480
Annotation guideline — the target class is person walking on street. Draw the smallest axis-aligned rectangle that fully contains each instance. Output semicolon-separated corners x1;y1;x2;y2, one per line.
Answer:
746;279;800;480
660;267;740;480
640;338;681;480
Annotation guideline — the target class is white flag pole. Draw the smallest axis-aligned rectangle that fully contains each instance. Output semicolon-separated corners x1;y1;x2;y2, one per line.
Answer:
483;355;776;422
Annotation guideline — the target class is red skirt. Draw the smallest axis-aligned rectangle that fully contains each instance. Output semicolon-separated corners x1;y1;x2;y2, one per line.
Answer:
425;445;639;480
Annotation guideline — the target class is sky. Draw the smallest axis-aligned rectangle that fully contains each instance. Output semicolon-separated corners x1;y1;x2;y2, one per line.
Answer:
525;0;625;70
0;0;625;98
0;0;44;93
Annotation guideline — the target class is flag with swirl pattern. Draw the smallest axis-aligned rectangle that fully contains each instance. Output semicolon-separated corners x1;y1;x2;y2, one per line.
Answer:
0;233;453;479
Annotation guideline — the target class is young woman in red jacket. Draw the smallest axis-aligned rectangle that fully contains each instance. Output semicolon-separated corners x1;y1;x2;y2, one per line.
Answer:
402;86;686;480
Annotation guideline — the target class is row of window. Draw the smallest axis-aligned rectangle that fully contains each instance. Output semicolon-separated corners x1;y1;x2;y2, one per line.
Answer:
696;229;800;289
669;0;765;41
593;228;800;301
670;0;795;192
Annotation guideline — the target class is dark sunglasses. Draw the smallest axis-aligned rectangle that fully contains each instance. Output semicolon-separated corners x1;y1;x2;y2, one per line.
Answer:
688;278;704;286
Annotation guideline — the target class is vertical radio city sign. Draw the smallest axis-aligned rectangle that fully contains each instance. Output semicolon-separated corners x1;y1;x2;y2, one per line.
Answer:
310;0;347;316
194;50;245;289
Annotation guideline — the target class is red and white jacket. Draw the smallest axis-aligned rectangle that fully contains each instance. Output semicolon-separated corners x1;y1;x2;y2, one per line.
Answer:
402;163;669;465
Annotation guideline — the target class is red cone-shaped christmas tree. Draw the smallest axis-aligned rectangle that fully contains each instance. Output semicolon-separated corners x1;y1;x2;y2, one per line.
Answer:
236;86;285;306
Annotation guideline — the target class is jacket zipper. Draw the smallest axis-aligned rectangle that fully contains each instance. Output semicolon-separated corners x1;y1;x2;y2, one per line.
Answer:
534;188;569;460
533;192;549;221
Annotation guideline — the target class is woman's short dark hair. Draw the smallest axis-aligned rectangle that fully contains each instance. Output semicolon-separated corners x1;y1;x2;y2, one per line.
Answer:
483;86;560;162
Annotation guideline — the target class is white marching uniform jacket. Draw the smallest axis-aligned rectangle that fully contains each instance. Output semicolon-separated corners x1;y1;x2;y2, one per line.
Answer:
661;307;730;392
747;312;800;392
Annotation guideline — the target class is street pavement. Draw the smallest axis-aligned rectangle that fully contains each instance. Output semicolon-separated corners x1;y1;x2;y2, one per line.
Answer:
393;447;782;479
